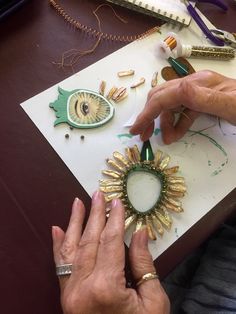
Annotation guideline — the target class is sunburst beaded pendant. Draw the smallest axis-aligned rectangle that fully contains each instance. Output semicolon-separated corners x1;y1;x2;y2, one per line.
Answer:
100;140;186;240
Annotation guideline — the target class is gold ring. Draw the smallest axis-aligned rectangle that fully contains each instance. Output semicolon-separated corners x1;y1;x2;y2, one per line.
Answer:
136;272;159;286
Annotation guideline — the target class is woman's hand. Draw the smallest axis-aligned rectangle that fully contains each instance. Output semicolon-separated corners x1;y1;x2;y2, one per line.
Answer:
52;191;170;314
130;70;236;144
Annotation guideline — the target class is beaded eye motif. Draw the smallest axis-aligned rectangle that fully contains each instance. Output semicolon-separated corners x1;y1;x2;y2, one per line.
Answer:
49;87;114;128
100;141;186;240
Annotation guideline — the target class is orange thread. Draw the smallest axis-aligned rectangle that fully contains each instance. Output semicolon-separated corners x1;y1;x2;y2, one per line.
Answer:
49;1;160;71
164;36;177;50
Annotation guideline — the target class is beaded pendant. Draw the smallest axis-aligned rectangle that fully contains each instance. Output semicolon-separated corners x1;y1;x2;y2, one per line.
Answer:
100;140;186;240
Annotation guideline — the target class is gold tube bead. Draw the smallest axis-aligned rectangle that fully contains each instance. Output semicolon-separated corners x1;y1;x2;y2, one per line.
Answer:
130;77;145;88
99;179;123;186
159;206;172;224
135;218;146;232
105;192;123;203
102;170;122;179
167;176;185;184
106;86;118;100
113;151;130;168
125;214;137;230
164;166;179;175
151;71;158;87
106;159;126;172
155;210;172;229
100;185;123;193
159;155;170;170
151;214;164;236
112;87;127;101
99;80;106;96
117;70;135;77
114;91;128;103
154;150;163;167
168;184;187;193
125;147;136;164
166;190;185;198
164;196;182;207
163;201;184;213
145;216;157;240
130;145;141;163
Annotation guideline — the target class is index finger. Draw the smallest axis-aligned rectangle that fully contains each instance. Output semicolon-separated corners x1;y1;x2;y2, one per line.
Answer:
95;199;125;272
130;84;182;136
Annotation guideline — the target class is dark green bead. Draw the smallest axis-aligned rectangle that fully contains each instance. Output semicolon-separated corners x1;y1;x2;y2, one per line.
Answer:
140;140;154;161
167;57;189;77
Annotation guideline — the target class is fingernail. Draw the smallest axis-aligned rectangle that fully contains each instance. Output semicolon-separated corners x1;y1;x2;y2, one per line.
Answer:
92;190;102;202
111;198;118;208
73;197;80;207
51;226;57;239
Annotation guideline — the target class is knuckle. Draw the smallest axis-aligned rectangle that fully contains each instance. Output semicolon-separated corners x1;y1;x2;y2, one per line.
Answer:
179;78;193;100
206;90;218;107
78;237;97;251
99;229;119;246
60;240;75;261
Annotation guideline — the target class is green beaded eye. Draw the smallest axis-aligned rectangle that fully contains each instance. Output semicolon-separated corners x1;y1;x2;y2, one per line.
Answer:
50;87;114;129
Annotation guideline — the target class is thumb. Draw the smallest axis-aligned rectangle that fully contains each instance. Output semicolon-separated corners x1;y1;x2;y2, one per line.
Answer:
129;228;169;311
129;228;156;283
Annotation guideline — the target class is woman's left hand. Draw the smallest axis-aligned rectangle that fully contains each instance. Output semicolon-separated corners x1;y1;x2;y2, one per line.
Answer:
52;191;170;314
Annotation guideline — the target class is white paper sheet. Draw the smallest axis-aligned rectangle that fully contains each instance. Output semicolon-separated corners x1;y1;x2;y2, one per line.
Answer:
21;12;236;259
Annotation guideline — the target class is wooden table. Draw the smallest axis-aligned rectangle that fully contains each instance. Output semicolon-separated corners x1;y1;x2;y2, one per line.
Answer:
0;1;235;313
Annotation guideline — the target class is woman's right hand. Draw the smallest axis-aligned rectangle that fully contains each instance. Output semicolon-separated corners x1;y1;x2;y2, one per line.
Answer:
130;70;236;144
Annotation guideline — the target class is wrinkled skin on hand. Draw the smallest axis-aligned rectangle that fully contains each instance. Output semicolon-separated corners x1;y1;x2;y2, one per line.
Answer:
130;70;236;144
52;191;170;314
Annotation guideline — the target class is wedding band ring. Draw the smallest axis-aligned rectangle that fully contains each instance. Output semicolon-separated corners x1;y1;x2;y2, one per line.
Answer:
56;263;73;276
136;272;159;286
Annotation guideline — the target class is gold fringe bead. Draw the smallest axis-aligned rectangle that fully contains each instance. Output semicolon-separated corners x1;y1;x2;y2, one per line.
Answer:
159;155;170;170
130;77;145;88
135;218;145;232
125;214;137;230
106;159;126;172
99;80;106;96
168;184;187;193
117;70;135;77
106;86;118;100
146;216;157;240
155;210;172;229
164;201;183;213
151;214;164;236
113;151;130;168
100;185;123;193
167;176;185;184
166;190;185;198
164;166;179;175
112;87;127;101
151;71;158;87
105;192;123;202
102;170;122;179
100;179;123;186
130;145;141;163
154;150;163;167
